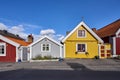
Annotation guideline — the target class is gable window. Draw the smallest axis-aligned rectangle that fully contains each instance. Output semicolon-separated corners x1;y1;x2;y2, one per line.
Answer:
78;30;85;37
0;43;6;56
41;44;51;52
77;44;86;52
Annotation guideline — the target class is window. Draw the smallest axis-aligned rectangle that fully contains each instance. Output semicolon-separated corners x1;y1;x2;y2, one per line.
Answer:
41;44;51;52
0;43;6;56
78;30;85;37
77;44;86;52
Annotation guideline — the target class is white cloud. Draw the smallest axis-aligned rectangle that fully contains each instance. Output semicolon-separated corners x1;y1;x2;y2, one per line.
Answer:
8;25;28;39
40;29;64;41
22;23;41;29
0;22;64;42
0;23;7;30
57;35;64;41
0;23;28;39
9;25;24;33
40;29;55;35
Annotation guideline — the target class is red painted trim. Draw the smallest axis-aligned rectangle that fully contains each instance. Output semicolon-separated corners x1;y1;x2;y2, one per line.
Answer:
116;38;120;55
101;54;105;57
107;54;111;57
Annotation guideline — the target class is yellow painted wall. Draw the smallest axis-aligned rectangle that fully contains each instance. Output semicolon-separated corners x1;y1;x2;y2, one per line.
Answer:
64;25;99;58
105;43;111;49
66;26;97;41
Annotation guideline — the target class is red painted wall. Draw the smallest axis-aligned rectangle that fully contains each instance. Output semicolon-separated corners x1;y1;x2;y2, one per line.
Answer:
102;37;110;43
0;39;16;62
116;37;120;55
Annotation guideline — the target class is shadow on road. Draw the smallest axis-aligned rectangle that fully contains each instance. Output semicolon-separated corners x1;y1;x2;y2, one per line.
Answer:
67;62;91;71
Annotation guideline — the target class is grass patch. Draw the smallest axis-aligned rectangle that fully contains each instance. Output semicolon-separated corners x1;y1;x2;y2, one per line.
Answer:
32;55;58;60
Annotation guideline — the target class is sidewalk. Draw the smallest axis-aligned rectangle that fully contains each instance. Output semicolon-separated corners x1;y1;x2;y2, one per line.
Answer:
65;59;120;71
0;59;120;72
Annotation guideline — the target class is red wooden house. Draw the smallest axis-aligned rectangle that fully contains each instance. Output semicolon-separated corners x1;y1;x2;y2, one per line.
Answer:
0;30;33;62
95;19;120;57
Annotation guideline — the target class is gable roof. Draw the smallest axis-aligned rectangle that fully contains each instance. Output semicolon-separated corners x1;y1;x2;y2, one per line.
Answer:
0;35;20;47
62;21;103;43
29;35;62;47
96;19;120;38
6;37;31;46
0;30;24;40
0;30;31;46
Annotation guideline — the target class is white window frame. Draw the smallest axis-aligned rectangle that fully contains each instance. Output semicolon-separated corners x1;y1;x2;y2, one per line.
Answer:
41;44;51;52
0;43;6;56
77;30;86;38
76;43;87;53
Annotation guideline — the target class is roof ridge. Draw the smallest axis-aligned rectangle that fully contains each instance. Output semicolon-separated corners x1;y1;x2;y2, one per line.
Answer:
0;30;24;40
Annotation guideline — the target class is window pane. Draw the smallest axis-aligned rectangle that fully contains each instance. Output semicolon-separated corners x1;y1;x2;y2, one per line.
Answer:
77;44;85;52
78;30;82;37
43;44;45;47
42;44;50;52
46;46;49;51
0;45;4;54
42;44;46;51
81;44;85;52
77;44;81;51
46;44;49;47
43;46;45;51
46;44;49;51
82;31;85;36
78;30;85;37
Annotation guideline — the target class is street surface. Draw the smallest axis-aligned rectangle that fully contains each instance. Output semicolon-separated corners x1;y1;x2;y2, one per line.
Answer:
0;59;120;80
0;69;120;80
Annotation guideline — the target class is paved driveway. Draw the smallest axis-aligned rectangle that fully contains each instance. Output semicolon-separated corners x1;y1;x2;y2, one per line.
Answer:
0;59;120;72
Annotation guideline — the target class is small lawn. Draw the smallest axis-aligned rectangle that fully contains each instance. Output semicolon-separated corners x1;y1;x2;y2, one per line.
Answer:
32;55;58;60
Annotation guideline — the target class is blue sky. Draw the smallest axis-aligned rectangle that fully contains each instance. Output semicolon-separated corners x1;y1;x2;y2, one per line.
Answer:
0;0;120;41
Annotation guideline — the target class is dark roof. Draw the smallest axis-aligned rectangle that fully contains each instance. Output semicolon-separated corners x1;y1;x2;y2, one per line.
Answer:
96;19;120;38
0;30;24;40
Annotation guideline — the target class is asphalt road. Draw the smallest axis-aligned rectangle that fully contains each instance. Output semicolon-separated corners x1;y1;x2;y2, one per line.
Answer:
1;59;120;80
0;69;120;80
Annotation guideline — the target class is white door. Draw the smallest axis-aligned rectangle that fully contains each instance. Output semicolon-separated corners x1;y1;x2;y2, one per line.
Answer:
22;47;28;61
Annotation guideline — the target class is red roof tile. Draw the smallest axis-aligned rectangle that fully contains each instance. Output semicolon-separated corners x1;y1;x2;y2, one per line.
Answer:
6;37;31;46
96;19;120;38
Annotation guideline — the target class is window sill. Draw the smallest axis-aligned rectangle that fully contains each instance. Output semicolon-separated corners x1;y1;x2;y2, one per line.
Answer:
75;51;86;54
41;51;51;52
0;54;6;56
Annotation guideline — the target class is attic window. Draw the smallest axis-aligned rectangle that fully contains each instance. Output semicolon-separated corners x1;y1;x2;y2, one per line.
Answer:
78;30;85;37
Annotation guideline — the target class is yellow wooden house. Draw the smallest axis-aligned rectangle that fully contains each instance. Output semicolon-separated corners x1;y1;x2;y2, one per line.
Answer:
62;21;104;58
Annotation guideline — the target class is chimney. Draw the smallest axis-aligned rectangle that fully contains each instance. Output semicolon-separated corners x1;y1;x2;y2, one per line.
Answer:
3;30;8;34
92;28;97;32
27;34;34;43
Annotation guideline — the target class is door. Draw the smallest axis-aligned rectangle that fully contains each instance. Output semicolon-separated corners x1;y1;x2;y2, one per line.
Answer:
22;47;28;61
116;37;120;55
